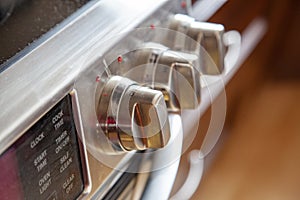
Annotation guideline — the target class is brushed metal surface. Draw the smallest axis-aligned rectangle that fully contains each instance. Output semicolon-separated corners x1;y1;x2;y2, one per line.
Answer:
0;0;175;153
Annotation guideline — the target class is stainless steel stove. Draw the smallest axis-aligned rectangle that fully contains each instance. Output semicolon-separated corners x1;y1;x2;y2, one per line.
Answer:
0;0;251;199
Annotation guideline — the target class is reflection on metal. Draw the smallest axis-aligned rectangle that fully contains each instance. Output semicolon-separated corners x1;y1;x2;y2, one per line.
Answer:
169;14;226;75
186;0;228;21
96;76;170;151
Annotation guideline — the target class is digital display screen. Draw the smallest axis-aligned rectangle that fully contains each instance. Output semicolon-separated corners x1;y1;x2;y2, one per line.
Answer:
0;95;85;200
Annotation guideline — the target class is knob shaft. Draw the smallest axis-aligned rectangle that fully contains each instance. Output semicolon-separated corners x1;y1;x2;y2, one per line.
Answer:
97;76;170;151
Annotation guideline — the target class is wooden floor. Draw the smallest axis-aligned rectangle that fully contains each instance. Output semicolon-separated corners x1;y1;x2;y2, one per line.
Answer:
192;81;300;200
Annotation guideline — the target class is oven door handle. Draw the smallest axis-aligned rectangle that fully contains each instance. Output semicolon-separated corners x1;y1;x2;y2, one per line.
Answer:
141;113;183;200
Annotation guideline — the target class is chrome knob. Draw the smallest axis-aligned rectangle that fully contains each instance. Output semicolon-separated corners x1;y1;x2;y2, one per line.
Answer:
134;45;201;112
169;14;226;75
96;76;170;151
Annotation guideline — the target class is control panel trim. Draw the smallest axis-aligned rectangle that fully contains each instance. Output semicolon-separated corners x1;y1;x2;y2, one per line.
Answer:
70;90;92;199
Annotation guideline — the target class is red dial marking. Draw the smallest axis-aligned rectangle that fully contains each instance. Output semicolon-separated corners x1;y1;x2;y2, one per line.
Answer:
117;56;123;63
181;1;187;8
106;116;116;125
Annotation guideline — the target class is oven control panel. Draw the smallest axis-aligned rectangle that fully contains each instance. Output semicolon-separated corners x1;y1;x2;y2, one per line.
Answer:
0;95;90;200
0;0;240;199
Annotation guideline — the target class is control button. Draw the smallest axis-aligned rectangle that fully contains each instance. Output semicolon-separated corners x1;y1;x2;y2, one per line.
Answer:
155;50;201;110
169;14;226;75
97;76;170;151
134;44;201;111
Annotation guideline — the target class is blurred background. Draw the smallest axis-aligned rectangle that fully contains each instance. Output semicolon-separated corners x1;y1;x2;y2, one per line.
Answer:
173;0;300;199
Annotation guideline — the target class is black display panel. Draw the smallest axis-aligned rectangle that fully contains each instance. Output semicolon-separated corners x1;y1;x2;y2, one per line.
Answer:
0;95;85;200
